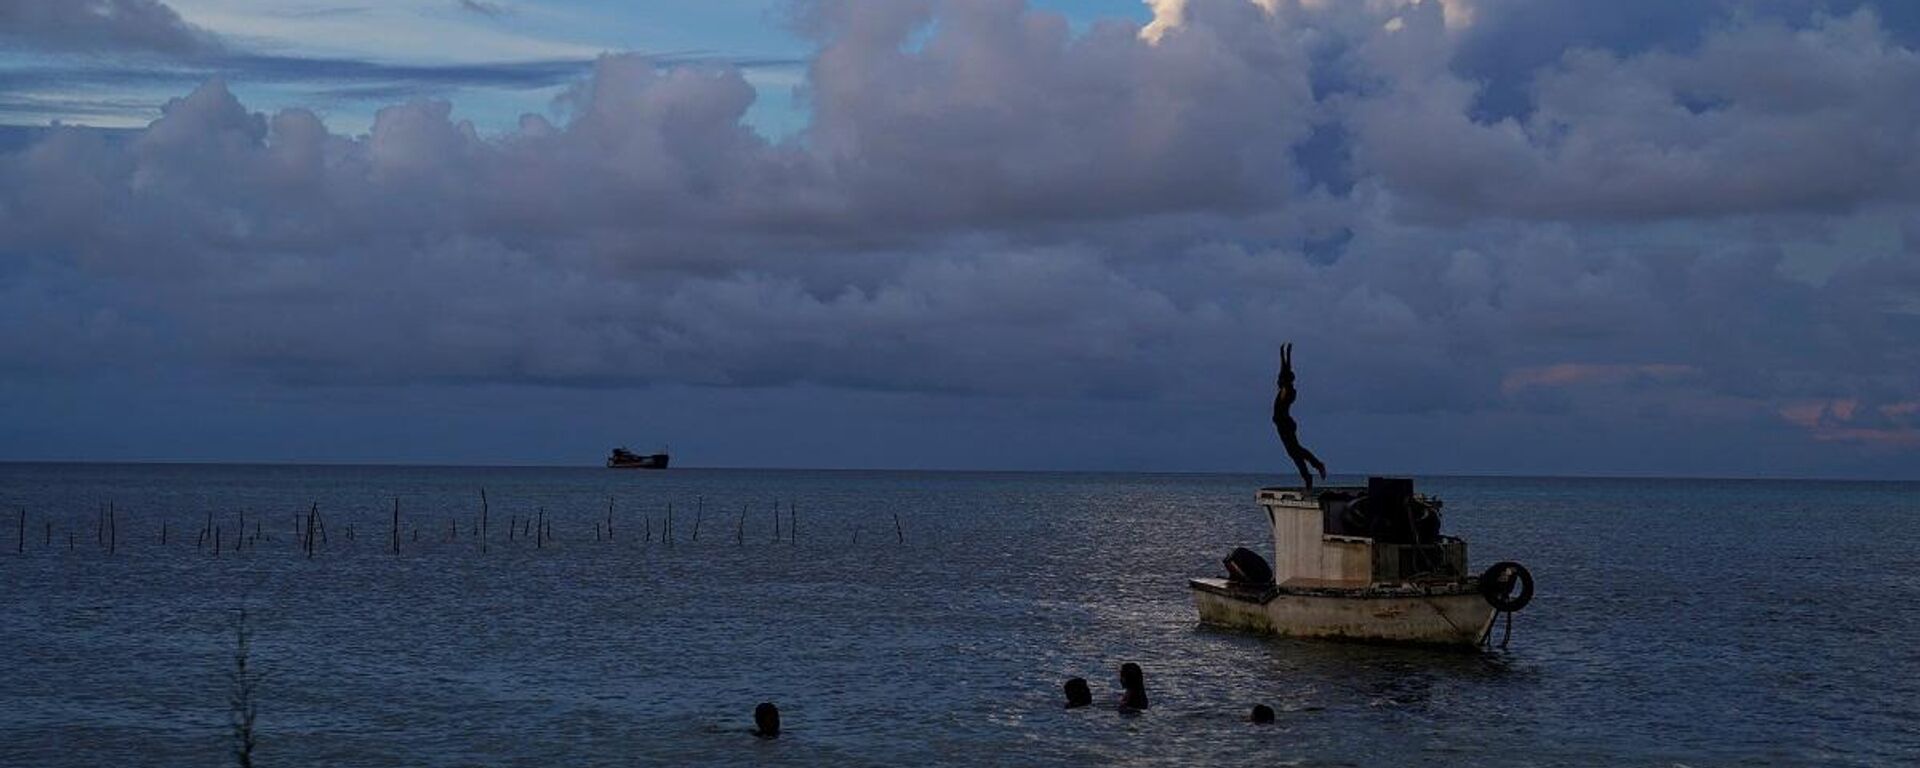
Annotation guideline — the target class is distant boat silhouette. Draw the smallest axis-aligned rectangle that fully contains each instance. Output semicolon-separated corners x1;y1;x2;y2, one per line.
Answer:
606;447;670;469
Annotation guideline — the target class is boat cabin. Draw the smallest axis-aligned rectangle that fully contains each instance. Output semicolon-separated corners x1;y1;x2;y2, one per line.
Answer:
1257;477;1468;589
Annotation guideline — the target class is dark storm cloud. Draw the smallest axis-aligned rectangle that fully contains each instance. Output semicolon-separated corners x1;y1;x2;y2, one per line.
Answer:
455;0;511;18
0;54;802;101
0;60;556;94
2;0;1917;469
0;0;221;56
0;0;799;126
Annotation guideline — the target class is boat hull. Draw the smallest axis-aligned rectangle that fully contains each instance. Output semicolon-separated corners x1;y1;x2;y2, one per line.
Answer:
606;454;670;469
1191;578;1495;648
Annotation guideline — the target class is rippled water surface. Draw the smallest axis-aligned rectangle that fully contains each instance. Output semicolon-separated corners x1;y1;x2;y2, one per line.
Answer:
2;464;1916;766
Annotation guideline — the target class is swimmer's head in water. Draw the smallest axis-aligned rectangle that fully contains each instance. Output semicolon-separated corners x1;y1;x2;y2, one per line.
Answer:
1250;704;1275;724
1063;677;1092;709
753;702;780;738
1118;663;1148;710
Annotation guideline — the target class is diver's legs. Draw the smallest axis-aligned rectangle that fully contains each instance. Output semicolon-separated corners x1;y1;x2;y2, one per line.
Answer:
1289;453;1314;490
1281;435;1312;488
1301;447;1327;480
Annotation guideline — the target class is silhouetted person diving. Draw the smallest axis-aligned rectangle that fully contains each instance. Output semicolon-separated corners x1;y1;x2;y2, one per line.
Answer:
1273;343;1327;490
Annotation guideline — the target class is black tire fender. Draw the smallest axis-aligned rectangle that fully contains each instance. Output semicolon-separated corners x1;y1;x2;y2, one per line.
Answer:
1480;561;1534;612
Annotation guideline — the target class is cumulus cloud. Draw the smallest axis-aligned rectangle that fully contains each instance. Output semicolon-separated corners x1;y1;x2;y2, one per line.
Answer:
1;0;1917;471
798;0;1316;227
1349;7;1920;221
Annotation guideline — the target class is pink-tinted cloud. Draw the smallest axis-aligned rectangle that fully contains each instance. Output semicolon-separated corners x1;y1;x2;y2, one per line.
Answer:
1812;427;1920;448
1779;401;1827;430
1780;397;1920;448
1881;401;1920;419
1500;363;1697;395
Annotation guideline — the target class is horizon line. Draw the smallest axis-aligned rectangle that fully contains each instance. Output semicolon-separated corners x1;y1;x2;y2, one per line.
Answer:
1;459;1913;484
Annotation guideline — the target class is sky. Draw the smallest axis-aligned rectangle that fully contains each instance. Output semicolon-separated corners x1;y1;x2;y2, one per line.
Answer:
1;0;1918;478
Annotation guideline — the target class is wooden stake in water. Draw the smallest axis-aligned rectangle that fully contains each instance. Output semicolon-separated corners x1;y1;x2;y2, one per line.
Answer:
304;503;317;560
607;496;615;541
479;489;490;555
736;503;746;545
161;520;168;546
790;502;797;544
665;502;674;545
16;507;23;554
536;508;545;550
231;609;258;768
692;500;703;542
392;497;400;555
771;499;780;543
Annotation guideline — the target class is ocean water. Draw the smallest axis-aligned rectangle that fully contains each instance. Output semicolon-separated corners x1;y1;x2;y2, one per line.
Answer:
0;463;1915;767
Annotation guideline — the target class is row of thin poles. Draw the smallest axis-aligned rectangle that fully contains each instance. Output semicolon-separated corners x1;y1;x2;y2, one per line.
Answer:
9;492;909;556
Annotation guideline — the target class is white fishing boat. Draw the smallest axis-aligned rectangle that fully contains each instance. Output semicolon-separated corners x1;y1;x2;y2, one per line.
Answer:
1190;477;1532;648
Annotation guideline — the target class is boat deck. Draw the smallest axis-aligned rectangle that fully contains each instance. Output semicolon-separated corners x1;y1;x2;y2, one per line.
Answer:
1189;576;1482;601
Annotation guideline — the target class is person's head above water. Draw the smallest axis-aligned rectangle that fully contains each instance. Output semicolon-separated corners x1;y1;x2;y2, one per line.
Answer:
753;702;780;738
1250;704;1275;724
1063;677;1092;709
1118;663;1148;710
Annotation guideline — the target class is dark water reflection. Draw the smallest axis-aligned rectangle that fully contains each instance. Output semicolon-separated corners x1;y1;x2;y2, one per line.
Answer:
1;465;1915;766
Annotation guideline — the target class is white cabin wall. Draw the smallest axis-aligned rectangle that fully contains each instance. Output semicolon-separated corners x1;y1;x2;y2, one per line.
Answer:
1263;493;1372;585
1266;501;1324;583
